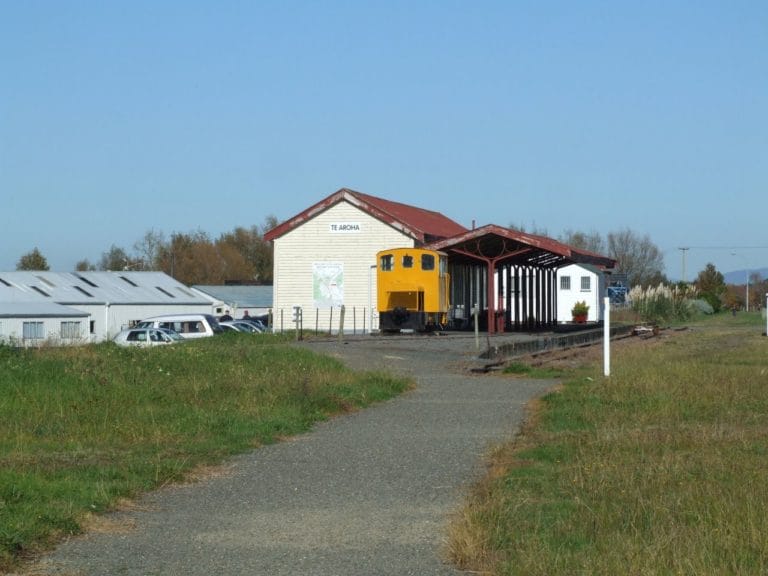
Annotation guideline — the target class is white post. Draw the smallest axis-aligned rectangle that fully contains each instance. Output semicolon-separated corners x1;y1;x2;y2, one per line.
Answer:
474;304;480;350
603;296;610;377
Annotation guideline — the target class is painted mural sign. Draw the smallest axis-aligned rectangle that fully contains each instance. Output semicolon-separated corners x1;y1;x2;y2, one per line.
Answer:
313;262;344;307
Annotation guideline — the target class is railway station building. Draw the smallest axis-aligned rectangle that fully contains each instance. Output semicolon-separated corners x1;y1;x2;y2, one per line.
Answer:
264;188;616;334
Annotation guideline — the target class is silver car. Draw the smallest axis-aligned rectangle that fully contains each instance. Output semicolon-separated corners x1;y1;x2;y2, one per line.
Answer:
113;327;183;347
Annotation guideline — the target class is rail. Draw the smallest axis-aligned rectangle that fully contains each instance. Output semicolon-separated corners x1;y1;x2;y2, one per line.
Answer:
480;324;635;360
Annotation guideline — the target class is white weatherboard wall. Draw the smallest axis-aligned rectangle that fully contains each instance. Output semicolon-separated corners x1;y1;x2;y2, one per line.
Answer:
272;201;414;333
557;263;605;322
0;317;90;346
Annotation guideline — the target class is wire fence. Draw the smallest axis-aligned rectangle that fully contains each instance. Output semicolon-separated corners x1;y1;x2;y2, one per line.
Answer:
271;306;376;336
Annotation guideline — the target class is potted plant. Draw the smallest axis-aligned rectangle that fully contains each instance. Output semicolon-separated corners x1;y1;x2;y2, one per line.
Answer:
571;300;589;323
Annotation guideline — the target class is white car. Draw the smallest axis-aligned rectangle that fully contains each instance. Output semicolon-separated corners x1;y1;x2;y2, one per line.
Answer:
135;314;223;339
113;327;183;347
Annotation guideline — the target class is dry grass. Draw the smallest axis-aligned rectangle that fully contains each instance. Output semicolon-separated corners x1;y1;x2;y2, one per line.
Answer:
448;315;768;575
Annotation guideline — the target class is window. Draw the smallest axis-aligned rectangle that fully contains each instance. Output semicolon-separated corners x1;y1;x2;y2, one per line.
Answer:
560;276;571;290
402;255;414;268
31;286;51;297
61;321;81;339
127;330;147;342
581;276;591;291
156;286;175;298
36;275;56;288
73;285;94;297
380;254;394;271
120;275;138;287
23;322;45;340
75;274;99;288
421;254;435;271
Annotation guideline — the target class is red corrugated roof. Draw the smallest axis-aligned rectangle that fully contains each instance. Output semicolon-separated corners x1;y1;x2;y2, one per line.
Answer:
264;188;468;244
428;224;616;269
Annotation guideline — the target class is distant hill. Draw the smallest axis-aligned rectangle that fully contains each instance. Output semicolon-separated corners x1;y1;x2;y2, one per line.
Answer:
723;268;768;285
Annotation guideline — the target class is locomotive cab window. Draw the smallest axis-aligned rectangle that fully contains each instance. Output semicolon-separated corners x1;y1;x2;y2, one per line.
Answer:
402;255;414;268
380;254;394;271
421;254;435;271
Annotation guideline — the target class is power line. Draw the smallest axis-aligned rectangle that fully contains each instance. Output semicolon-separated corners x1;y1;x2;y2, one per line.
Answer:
678;246;768;250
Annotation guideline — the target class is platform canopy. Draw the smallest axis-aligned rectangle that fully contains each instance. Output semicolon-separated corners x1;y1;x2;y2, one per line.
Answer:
427;225;616;333
427;224;615;269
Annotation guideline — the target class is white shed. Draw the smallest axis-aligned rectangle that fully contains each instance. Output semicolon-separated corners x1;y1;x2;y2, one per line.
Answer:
556;263;608;323
191;285;273;320
264;188;467;333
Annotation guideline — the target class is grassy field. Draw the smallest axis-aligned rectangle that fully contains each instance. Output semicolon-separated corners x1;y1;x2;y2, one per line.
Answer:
449;312;768;575
0;333;411;572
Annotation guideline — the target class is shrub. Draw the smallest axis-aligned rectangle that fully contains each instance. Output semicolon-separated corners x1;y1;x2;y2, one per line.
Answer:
628;283;696;324
571;301;590;316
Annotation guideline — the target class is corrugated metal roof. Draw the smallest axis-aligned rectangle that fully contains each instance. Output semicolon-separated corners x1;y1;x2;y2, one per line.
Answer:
0;271;209;305
192;285;273;308
264;188;468;245
0;302;89;318
427;225;617;269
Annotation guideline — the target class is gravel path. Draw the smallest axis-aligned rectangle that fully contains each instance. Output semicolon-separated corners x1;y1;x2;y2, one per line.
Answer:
31;334;553;576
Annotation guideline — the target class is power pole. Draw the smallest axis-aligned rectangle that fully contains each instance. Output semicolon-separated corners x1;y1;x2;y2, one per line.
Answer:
678;247;690;283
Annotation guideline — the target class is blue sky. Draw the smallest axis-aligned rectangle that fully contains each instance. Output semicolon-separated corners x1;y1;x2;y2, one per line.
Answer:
2;1;766;280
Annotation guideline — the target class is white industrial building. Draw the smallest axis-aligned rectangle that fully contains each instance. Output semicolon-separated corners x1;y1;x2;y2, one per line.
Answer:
264;188;467;333
0;271;213;345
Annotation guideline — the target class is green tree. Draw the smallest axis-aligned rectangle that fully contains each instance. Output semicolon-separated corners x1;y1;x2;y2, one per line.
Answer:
16;247;49;270
75;259;96;271
99;245;133;271
696;263;726;312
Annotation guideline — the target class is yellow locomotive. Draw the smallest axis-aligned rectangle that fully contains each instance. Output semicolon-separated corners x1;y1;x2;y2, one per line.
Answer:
376;247;450;331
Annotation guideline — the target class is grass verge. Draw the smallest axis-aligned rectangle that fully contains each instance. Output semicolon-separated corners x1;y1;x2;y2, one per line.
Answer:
448;312;768;575
0;334;411;571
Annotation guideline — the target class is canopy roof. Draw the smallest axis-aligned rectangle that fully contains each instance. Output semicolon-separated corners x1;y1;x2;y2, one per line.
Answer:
428;224;616;269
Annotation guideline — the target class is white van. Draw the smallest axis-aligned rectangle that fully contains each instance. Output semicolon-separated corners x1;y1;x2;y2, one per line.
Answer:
136;314;223;339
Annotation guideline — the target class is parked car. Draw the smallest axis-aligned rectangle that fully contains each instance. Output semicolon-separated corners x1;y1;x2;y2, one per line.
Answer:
135;314;223;339
238;317;269;332
113;327;182;347
220;320;261;333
